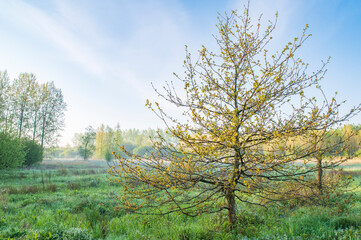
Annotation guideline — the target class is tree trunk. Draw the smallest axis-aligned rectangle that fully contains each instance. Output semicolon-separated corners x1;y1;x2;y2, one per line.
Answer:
41;119;45;147
316;156;323;195
18;108;24;139
84;142;88;160
32;112;37;141
226;190;237;232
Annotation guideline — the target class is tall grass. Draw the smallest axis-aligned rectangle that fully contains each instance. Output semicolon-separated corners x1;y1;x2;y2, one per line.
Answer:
0;161;360;239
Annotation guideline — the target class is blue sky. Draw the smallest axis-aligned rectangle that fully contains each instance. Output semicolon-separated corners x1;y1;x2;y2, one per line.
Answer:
0;0;360;146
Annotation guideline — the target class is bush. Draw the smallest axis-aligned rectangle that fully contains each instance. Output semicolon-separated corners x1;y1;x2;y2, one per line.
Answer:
105;150;114;161
22;139;43;166
0;131;26;169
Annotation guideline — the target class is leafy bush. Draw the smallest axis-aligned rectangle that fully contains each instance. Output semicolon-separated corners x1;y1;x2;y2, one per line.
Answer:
104;150;114;161
0;131;25;169
22;139;43;166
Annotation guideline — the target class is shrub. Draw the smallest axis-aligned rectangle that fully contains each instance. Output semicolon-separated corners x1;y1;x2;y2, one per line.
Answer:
22;139;43;167
105;150;114;162
0;131;25;169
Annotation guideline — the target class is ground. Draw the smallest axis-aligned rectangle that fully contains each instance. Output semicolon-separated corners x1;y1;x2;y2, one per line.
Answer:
1;160;361;239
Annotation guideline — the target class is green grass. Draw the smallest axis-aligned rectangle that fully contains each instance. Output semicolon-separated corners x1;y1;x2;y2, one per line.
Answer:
1;160;361;239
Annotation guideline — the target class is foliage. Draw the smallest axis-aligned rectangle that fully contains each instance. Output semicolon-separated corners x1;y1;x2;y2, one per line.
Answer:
0;71;66;147
75;126;96;160
105;150;114;162
46;124;361;161
0;70;66;169
94;125;164;160
22;139;43;167
44;145;79;160
109;6;361;231
0;131;25;169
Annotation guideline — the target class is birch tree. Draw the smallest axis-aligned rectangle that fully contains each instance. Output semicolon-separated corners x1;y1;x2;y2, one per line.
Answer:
12;73;37;139
38;82;66;147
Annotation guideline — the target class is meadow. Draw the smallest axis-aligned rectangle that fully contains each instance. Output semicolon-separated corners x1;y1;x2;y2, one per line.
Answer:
1;160;361;240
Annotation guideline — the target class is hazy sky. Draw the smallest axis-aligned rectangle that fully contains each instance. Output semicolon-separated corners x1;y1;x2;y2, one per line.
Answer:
0;0;360;146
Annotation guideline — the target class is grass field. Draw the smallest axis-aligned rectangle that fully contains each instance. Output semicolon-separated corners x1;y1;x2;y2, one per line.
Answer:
1;160;361;239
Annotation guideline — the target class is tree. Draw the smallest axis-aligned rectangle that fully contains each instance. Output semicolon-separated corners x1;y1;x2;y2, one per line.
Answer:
29;81;41;141
0;71;9;117
76;126;96;160
11;73;37;139
95;124;107;159
0;71;13;133
110;7;360;231
38;82;66;147
0;71;66;147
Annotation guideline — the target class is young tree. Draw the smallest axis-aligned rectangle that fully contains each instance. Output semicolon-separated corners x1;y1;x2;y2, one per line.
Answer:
104;126;116;161
109;6;360;231
76;126;96;160
11;73;37;139
0;71;9;115
29;82;41;141
38;82;67;147
95;124;107;159
0;71;13;133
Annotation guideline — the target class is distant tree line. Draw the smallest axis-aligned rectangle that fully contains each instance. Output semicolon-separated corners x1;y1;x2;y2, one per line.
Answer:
45;123;361;162
0;70;66;169
45;124;176;161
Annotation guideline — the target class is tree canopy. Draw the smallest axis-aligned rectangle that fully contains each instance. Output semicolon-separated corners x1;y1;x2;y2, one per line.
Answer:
0;70;66;147
0;70;66;168
109;6;359;230
74;126;96;160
